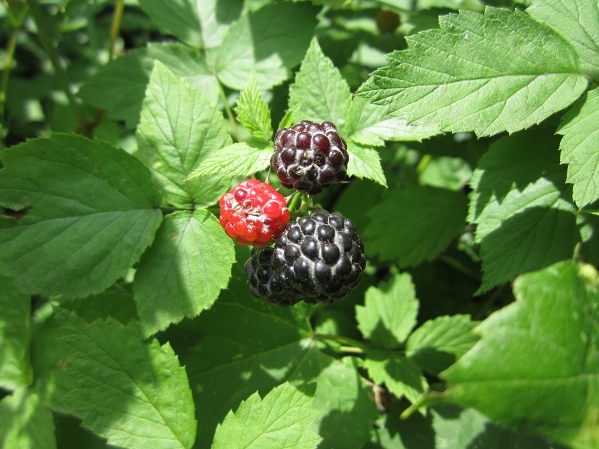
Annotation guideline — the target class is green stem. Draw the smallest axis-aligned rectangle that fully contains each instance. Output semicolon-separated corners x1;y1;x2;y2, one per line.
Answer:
299;194;312;214
287;192;302;211
313;333;369;353
218;83;241;142
26;0;84;120
108;0;124;61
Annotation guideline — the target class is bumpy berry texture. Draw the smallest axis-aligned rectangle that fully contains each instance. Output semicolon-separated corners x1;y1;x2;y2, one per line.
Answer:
271;120;349;195
219;179;290;247
244;247;303;307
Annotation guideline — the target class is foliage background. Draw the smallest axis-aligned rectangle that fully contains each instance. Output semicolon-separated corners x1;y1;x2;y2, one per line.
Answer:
0;0;598;448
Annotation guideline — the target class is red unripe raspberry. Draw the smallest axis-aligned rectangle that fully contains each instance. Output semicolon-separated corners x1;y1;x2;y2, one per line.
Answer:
219;180;290;247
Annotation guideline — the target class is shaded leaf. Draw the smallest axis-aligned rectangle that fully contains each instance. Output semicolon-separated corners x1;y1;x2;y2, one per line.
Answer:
356;272;419;348
364;185;467;265
0;275;32;390
468;128;578;293
210;2;317;90
134;210;235;337
54;308;196;449
0;134;162;298
138;0;202;47
78;43;219;128
358;8;588;137
363;350;428;403
0;388;56;449
406;314;479;376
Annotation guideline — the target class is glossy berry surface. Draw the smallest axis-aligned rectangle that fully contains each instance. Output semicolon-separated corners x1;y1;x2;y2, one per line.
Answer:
244;247;303;307
271;120;349;195
245;210;365;306
219;179;290;247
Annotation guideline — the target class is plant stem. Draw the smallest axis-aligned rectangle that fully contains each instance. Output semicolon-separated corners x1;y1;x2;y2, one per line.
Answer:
218;83;241;142
313;333;369;353
26;0;84;120
287;192;302;211
108;0;124;61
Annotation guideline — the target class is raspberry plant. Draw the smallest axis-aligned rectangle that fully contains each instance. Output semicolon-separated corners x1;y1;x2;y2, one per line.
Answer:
0;1;598;449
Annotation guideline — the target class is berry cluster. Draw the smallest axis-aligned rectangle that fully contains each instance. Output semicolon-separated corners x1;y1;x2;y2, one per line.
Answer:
218;120;364;306
271;120;349;195
245;211;366;306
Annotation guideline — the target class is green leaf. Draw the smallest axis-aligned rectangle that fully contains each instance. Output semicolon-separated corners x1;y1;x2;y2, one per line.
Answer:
137;62;232;208
138;0;202;47
468;128;578;293
528;0;599;80
210;2;317;90
0;134;162;298
442;261;599;449
364;185;467;264
356;272;419;348
54;308;196;449
557;88;599;208
579;212;599;268
362;350;428;403
235;73;273;141
406;314;479;376
346;142;387;187
78;43;219;128
177;263;314;447
0;275;32;390
134;210;235;337
63;290;137;326
288;38;351;130
366;402;561;449
306;357;379;449
358;8;588;137
0;388;56;449
187;140;272;179
212;383;321;449
345;96;440;146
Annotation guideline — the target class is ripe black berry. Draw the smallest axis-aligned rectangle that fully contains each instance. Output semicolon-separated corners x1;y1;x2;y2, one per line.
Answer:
272;210;366;305
244;247;302;307
271;120;349;195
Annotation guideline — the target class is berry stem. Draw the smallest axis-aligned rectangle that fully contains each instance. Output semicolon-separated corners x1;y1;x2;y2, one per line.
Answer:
287;192;302;211
299;194;312;214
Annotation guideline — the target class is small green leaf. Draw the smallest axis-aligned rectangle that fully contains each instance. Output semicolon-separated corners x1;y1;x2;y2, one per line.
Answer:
364;185;467;265
356;272;419;348
137;62;232;208
63;291;137;326
406;314;479;376
358;8;588;137
212;383;321;449
0;134;162;298
442;261;599;449
138;0;202;47
468;128;578;293
557;88;599;208
187;140;272;179
579;212;599;268
288;38;352;130
363;350;428;403
345;96;440;146
134;210;235;337
210;2;317;89
0;275;32;390
54;308;197;449
235;73;273;141
346;142;387;187
78;43;219;128
0;388;56;449
527;0;599;79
